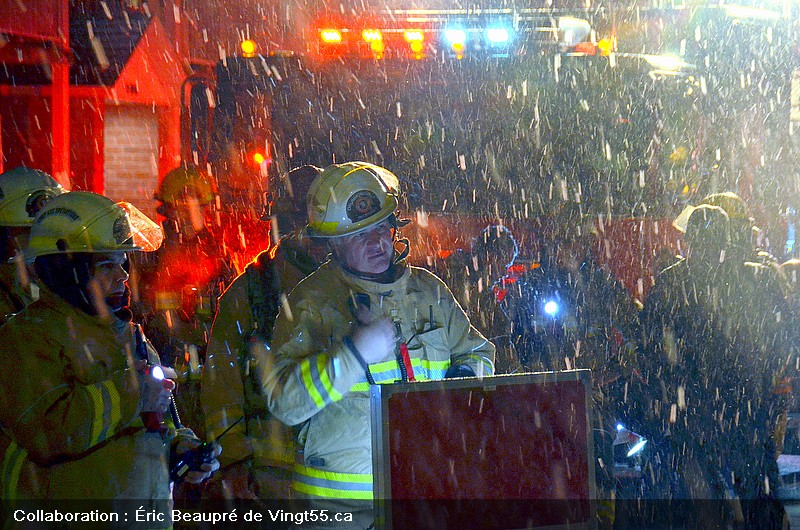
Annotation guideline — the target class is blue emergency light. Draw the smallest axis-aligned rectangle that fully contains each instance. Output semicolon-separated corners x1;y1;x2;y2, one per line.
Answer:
486;27;510;44
444;28;467;45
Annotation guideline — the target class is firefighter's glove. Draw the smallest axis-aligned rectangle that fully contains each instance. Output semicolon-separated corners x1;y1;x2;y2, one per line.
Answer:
350;296;396;364
445;364;476;379
174;436;222;484
351;318;396;365
140;366;177;413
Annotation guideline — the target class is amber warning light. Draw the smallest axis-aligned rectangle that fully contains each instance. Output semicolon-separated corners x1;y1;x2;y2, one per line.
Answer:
320;29;343;44
241;39;257;57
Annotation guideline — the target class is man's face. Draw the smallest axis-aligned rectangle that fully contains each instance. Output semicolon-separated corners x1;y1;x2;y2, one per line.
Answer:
92;252;130;304
331;220;394;275
172;192;210;234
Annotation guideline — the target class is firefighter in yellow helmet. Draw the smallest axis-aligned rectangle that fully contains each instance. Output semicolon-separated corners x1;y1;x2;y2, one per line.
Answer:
135;165;235;437
0;167;64;324
673;192;762;264
701;192;760;261
201;165;326;500
258;162;494;525
639;202;793;525
0;192;219;520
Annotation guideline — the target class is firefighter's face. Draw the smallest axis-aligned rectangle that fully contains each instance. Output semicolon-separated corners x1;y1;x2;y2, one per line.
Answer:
92;253;129;298
172;192;209;234
332;220;394;274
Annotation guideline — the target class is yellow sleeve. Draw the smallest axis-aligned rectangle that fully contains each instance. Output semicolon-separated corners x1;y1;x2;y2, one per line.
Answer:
261;286;367;427
0;325;141;465
201;278;252;467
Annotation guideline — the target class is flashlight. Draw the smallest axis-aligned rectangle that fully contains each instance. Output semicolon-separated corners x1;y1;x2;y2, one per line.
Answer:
151;365;165;380
544;300;559;316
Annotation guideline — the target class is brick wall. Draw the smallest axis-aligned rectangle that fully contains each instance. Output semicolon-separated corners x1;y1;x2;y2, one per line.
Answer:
104;105;160;219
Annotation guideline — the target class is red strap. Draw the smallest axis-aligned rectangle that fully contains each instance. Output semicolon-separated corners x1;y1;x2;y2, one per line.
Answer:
399;343;416;382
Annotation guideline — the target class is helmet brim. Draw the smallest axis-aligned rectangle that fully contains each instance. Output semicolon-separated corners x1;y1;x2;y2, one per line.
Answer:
307;199;398;239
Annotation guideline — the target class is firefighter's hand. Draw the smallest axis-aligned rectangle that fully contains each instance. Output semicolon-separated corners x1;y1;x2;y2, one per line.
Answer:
175;438;222;484
351;318;396;364
140;367;176;413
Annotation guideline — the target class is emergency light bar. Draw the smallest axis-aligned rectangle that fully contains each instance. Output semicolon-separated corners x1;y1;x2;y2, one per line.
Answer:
314;8;592;60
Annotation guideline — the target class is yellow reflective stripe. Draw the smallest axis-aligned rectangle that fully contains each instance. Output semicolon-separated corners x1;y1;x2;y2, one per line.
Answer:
301;358;325;409
316;356;342;403
313;221;340;235
409;357;450;380
102;380;122;439
86;383;106;445
301;356;343;409
478;356;495;376
2;441;27;500
350;382;370;392
368;359;402;383
369;359;398;373
292;463;373;500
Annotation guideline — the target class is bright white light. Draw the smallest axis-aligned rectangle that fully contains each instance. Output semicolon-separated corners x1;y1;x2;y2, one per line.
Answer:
486;28;510;44
643;54;688;72
616;423;624;431
627;439;648;457
151;365;165;380
444;29;467;44
544;300;559;316
722;5;781;22
557;16;591;46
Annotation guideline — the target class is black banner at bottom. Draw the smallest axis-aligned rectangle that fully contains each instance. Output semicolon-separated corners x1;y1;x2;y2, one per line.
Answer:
0;498;790;529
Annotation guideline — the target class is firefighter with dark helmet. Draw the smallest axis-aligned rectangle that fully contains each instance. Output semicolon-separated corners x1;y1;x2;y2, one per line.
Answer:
135;165;235;436
638;203;791;525
258;162;494;525
0;192;220;516
0;166;65;324
201;164;326;500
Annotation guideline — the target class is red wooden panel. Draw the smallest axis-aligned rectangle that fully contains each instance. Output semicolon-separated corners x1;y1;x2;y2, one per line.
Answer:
377;373;593;528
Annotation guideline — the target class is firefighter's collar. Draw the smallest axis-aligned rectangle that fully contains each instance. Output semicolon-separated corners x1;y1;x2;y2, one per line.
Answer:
335;259;410;296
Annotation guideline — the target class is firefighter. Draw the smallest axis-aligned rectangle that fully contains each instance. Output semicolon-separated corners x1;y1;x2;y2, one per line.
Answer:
445;224;523;374
135;165;235;435
450;224;519;325
0;167;64;324
673;191;769;264
201;164;325;499
0;192;219;519
508;203;640;378
638;204;790;527
258;162;494;526
504;203;640;527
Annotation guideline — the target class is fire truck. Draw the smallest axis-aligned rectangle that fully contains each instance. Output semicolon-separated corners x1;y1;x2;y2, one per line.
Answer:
179;4;797;296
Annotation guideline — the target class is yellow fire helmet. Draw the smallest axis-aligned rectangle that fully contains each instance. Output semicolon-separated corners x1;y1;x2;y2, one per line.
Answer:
702;192;752;222
154;166;216;206
0;167;66;227
26;191;164;262
306;161;400;238
673;191;754;234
